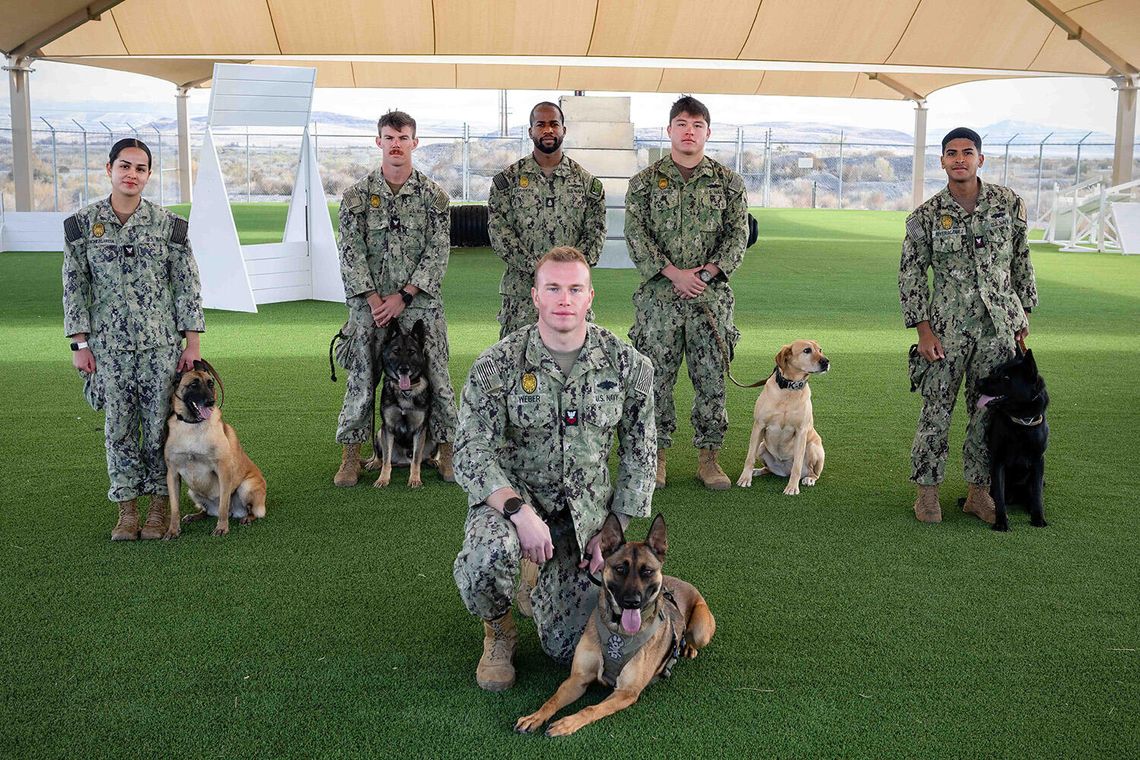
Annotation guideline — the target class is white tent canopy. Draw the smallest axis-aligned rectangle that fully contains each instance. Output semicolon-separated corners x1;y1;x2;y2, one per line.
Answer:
4;0;1138;209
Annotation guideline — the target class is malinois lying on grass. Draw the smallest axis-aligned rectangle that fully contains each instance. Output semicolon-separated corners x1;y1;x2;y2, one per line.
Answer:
515;514;715;737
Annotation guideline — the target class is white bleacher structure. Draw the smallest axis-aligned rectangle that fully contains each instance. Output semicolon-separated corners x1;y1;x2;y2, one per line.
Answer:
191;63;343;312
1044;177;1140;254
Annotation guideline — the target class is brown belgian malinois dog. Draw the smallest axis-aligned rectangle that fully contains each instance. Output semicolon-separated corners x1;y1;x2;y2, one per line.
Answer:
515;514;715;737
164;361;267;538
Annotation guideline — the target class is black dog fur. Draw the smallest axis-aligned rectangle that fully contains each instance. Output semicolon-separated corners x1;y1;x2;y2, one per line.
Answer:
375;319;434;468
977;347;1049;531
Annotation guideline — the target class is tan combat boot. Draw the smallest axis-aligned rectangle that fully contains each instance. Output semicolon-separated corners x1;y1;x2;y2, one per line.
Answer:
476;612;518;692
333;443;361;487
913;484;941;523
697;448;731;490
111;499;140;541
139;495;169;540
963;483;997;525
435;442;456;482
515;559;539;618
655;449;667;489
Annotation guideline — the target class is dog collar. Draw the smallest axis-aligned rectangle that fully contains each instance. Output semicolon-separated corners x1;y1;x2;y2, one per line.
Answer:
773;367;807;390
1007;413;1044;427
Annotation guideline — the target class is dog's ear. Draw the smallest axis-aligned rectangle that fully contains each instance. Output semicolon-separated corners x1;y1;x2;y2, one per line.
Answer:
775;345;793;373
597;513;626;559
412;319;426;342
644;514;667;560
192;359;207;372
387;320;403;337
1023;349;1037;375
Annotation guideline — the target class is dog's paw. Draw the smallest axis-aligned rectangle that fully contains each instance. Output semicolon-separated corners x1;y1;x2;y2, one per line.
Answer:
992;519;1010;532
801;477;817;487
182;510;207;523
1031;517;1048;528
239;515;255;525
362;456;381;472
162;526;181;540
736;472;753;488
373;474;391;488
212;522;230;537
681;643;699;659
545;715;585;738
514;713;546;734
783;483;800;496
408;477;423;489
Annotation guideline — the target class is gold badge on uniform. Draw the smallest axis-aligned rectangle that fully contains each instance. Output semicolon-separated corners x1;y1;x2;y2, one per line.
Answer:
369;194;381;208
521;372;537;393
92;222;105;238
519;176;529;189
940;215;953;230
658;177;669;189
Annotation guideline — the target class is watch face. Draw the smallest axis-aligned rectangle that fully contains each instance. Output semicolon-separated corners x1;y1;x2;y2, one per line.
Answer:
699;269;713;283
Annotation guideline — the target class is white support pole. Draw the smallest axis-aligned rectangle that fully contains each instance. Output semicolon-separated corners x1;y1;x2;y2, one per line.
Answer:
1111;76;1137;187
176;86;193;203
7;56;35;211
911;101;928;209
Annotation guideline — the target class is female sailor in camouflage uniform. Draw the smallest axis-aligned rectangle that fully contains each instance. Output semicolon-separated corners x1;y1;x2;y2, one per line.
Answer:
63;138;205;541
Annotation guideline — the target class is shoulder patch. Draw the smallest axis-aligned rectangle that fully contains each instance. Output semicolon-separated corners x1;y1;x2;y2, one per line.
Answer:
170;216;189;245
432;186;450;213
589;177;604;199
343;187;366;214
627;172;646;195
632;359;653;398
728;173;745;194
63;215;82;244
905;214;926;242
471;358;503;392
1014;197;1027;224
493;172;509;192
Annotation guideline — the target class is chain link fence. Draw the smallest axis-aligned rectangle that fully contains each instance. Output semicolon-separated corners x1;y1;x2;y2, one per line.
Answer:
3;120;1137;218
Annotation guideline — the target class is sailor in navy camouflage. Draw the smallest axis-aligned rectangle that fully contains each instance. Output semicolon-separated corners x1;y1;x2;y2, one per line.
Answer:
453;247;655;681
900;127;1037;523
488;101;606;338
333;110;459;485
63;138;205;540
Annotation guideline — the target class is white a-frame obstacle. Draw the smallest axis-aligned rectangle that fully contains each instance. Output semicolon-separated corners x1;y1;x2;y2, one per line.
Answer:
189;64;344;312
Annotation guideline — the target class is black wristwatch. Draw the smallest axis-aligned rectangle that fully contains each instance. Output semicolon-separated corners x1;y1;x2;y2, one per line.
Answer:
503;497;524;520
399;288;414;307
70;340;89;351
697;268;714;284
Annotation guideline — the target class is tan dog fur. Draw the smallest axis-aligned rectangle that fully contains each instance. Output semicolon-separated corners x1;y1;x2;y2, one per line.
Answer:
163;367;267;537
736;340;828;495
514;515;715;737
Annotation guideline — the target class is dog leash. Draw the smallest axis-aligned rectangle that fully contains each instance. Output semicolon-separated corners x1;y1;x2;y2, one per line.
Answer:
698;303;767;389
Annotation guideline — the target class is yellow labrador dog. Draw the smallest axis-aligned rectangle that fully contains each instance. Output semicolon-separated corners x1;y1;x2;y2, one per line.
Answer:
736;340;829;495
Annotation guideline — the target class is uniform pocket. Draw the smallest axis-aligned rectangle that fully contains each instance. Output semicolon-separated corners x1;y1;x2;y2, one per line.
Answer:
507;393;557;429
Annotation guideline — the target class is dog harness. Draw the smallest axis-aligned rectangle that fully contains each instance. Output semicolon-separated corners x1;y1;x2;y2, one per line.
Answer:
596;589;686;688
773;366;807;390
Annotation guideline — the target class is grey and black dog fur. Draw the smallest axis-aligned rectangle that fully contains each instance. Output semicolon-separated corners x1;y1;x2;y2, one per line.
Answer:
365;319;435;488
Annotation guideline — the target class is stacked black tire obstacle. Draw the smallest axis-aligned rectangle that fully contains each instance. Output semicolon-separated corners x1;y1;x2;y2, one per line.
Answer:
449;205;758;250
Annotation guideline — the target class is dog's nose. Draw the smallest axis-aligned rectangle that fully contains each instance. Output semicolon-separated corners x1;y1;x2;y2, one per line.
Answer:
622;593;642;608
820;359;830;370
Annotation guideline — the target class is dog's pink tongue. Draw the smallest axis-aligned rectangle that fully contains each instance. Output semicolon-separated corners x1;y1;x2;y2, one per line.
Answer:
193;402;213;420
621;608;642;635
977;394;996;410
399;374;411;391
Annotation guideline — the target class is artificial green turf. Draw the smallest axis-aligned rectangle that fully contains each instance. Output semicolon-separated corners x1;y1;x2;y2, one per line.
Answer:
1;207;1137;758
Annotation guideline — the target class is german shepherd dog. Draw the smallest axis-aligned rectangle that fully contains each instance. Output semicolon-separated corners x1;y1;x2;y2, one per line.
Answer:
515;514;715;737
365;319;433;488
976;347;1049;531
164;361;267;537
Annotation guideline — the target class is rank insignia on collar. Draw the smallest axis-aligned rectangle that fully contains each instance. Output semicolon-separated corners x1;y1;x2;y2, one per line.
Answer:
520;176;529;188
974;235;986;249
563;409;578;426
940;215;953;230
93;222;105;238
545;197;555;208
521;372;537;393
658;177;669;189
369;194;381;208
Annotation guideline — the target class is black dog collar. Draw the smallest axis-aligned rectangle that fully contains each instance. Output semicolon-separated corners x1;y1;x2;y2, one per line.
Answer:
773;367;807;390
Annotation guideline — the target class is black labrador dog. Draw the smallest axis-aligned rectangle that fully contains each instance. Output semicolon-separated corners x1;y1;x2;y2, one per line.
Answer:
976;347;1049;531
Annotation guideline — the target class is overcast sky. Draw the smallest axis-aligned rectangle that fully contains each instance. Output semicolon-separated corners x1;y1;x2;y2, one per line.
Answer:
4;60;1125;138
